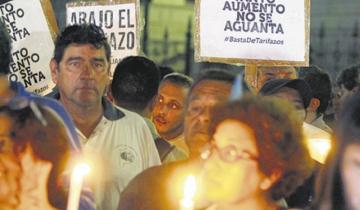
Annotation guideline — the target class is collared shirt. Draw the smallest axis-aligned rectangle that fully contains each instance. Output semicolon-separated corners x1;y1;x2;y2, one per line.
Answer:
143;118;187;163
303;122;332;164
79;104;161;210
310;114;333;133
169;134;189;156
49;92;161;210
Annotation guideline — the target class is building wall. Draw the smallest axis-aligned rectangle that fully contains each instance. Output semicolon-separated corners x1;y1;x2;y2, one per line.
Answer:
311;0;360;78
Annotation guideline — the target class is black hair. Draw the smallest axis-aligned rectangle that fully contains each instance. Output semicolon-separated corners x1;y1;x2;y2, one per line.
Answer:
336;65;360;91
299;66;332;114
158;66;175;80
111;56;160;112
0;21;11;75
53;24;111;63
161;72;193;89
190;69;236;93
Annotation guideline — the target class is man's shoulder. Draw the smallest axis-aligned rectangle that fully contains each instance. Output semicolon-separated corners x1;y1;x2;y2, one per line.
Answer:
119;159;201;210
112;105;147;126
125;159;199;188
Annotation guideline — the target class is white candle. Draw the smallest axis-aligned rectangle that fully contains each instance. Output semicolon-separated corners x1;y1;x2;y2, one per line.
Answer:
180;175;197;210
67;163;90;210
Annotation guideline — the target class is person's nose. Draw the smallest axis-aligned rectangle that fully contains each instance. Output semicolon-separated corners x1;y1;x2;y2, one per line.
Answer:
158;103;169;116
80;63;95;79
197;106;210;124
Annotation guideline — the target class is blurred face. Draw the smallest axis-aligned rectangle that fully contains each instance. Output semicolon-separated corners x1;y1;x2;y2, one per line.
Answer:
334;85;357;119
0;113;20;209
201;120;263;203
51;44;110;108
184;80;232;156
341;144;360;210
256;67;297;91
152;81;189;140
271;87;306;120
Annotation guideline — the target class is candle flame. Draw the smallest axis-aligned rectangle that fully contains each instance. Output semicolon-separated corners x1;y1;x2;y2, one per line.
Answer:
67;162;91;210
73;163;91;183
183;175;196;199
307;138;331;164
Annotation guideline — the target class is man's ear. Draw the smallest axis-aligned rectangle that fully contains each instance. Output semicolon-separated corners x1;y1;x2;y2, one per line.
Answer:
49;58;59;84
306;98;320;112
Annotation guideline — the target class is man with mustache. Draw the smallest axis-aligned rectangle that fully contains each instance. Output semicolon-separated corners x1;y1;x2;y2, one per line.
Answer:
152;73;193;156
118;69;236;210
49;24;160;210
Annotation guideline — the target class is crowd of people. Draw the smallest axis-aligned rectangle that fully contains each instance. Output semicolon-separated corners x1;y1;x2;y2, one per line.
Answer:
0;20;359;210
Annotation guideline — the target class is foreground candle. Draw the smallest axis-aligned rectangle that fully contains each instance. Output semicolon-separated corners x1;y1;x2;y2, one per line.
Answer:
180;175;197;210
67;163;90;210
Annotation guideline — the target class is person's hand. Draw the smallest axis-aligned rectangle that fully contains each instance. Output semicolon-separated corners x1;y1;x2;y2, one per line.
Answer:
0;154;20;209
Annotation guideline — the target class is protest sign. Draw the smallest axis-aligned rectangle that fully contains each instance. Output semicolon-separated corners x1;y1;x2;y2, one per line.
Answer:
1;0;58;95
66;0;140;76
195;0;310;66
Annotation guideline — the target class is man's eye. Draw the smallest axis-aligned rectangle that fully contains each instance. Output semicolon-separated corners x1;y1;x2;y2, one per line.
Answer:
189;105;201;114
69;62;80;67
93;62;106;72
170;102;180;110
94;62;105;68
68;61;84;71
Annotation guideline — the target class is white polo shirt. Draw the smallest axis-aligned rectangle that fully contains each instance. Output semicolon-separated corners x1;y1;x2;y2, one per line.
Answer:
77;101;161;210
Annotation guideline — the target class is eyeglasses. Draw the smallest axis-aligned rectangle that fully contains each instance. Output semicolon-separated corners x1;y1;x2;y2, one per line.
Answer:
200;142;258;163
2;96;47;127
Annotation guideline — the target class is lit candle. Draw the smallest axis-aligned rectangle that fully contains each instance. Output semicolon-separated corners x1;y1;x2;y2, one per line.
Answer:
307;138;331;164
67;163;90;210
180;175;197;210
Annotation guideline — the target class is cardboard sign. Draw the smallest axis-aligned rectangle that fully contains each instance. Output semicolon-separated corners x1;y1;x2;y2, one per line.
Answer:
66;0;140;76
195;0;310;66
1;0;58;96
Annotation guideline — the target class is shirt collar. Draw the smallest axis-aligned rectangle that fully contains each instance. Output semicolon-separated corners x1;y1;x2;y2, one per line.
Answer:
47;89;125;121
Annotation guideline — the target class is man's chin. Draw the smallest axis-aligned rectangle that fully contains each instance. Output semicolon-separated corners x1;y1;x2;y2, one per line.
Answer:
191;133;210;142
187;134;210;155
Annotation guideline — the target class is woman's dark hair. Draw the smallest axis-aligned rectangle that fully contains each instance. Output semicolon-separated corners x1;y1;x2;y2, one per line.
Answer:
312;92;360;210
11;105;71;209
209;94;314;201
0;21;12;75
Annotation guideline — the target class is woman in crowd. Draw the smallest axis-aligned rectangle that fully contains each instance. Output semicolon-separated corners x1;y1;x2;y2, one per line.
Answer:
0;95;95;210
310;92;360;210
199;95;314;210
0;108;20;210
9;99;72;210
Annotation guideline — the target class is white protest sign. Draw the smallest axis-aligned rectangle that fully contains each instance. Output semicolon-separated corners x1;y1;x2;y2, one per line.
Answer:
66;0;140;76
195;0;310;66
1;0;57;95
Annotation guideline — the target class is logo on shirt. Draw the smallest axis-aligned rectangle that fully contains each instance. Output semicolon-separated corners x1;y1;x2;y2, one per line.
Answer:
115;145;138;167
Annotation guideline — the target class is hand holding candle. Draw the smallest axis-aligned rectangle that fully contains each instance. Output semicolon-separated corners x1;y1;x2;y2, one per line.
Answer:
67;163;90;210
180;175;197;210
